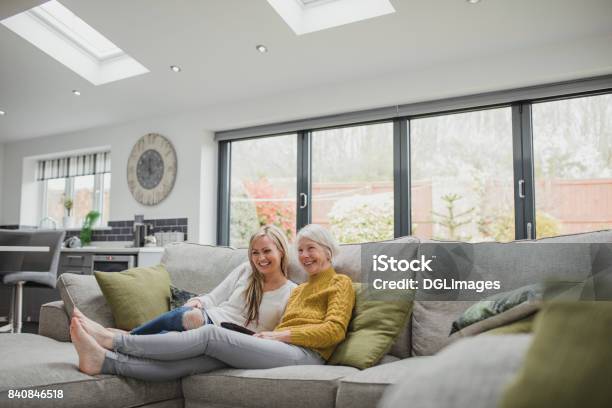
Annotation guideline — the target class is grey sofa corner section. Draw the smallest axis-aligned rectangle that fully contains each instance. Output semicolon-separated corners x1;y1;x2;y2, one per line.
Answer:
336;356;432;408
182;365;358;408
0;334;182;408
57;273;115;328
379;334;533;408
38;300;71;342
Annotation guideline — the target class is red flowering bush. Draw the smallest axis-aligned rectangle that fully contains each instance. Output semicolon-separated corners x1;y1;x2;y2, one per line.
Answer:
244;177;296;240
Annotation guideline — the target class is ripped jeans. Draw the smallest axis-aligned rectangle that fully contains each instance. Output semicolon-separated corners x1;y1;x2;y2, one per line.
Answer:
130;306;211;335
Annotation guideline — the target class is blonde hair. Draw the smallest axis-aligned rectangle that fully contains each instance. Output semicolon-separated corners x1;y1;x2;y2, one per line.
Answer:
244;224;290;326
296;224;340;262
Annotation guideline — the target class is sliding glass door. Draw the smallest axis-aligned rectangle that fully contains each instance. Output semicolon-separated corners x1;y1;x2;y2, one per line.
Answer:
228;134;297;247
311;123;394;244
532;94;612;237
410;108;514;241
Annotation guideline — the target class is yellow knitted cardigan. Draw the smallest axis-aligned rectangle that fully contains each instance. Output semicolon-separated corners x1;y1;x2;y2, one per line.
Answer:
274;267;355;360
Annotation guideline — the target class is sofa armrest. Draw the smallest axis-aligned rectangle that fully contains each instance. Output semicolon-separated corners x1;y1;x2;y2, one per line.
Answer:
38;300;70;342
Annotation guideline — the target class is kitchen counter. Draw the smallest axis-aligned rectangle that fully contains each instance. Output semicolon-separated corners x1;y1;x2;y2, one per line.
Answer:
61;246;165;254
61;247;140;254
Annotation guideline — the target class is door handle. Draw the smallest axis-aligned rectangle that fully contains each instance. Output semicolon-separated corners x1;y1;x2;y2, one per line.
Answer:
299;193;308;209
518;180;525;199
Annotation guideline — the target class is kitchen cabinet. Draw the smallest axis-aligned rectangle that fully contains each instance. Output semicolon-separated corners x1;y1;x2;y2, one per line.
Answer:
137;247;164;267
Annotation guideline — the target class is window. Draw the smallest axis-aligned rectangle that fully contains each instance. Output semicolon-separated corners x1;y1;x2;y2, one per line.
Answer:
311;123;394;243
39;152;111;228
532;94;612;237
229;135;297;247
44;178;66;223
411;108;514;242
42;174;110;227
216;78;612;245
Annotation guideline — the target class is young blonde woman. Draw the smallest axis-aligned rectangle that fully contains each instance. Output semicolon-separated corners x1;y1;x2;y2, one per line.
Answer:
71;224;355;381
126;224;295;335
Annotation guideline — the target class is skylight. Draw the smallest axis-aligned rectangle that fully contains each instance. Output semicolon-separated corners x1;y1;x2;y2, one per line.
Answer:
1;0;149;85
267;0;395;35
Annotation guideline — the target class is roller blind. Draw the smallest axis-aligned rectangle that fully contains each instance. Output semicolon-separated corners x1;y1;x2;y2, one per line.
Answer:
37;151;111;181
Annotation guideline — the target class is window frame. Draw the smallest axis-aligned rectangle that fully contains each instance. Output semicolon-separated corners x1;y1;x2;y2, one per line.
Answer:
216;76;612;245
41;172;109;227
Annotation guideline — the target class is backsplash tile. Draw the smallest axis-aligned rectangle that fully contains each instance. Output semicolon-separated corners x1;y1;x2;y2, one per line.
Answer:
2;218;188;243
65;217;188;242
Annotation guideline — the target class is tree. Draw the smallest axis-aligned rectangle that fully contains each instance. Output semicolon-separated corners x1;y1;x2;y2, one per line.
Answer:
431;193;474;241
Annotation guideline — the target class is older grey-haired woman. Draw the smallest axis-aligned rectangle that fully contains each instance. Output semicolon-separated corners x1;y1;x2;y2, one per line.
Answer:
70;224;355;381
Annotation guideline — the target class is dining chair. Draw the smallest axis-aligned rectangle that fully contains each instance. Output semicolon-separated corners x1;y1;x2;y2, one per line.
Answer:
0;230;30;332
0;229;65;333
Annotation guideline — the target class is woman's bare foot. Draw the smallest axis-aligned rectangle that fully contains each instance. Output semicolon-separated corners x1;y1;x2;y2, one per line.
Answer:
72;307;115;349
70;317;105;376
107;328;129;335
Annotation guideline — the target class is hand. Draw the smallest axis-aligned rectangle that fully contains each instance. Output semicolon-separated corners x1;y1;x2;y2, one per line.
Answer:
184;299;203;309
253;330;291;343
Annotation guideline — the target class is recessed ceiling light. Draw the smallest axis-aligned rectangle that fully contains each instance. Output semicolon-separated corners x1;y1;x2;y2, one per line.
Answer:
466;0;481;3
256;44;268;53
72;90;81;96
0;110;5;116
170;65;181;72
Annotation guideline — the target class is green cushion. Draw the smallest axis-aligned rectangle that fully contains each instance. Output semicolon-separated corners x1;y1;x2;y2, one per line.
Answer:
500;301;612;408
483;315;535;336
328;283;413;369
94;265;171;330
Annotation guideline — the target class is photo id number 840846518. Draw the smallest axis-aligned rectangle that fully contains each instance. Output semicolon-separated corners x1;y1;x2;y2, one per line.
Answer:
8;389;63;399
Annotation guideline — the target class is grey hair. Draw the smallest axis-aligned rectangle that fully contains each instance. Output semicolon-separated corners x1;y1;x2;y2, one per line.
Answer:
296;224;340;262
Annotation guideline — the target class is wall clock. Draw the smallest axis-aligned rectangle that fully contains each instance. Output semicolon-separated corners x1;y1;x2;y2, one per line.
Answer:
127;133;177;206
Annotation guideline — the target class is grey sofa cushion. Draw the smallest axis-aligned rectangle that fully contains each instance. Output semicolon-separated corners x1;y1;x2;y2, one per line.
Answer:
537;229;612;243
162;243;247;294
163;242;310;288
58;273;115;328
380;334;533;408
411;231;607;356
38;300;71;342
182;365;357;408
411;300;474;356
336;356;432;408
0;333;182;408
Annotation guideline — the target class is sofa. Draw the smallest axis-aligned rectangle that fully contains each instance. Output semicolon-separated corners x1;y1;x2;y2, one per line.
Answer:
1;230;610;408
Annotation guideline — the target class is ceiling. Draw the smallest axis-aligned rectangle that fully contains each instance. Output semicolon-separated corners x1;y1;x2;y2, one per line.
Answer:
0;0;611;143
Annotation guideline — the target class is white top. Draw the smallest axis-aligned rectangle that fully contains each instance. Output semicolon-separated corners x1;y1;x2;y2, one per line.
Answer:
193;262;297;332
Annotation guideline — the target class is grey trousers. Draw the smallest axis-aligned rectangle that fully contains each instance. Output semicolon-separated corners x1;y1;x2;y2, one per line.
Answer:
101;325;324;381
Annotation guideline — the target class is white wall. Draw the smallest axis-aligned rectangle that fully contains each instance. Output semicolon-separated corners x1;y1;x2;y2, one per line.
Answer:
0;143;3;221
1;112;217;244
